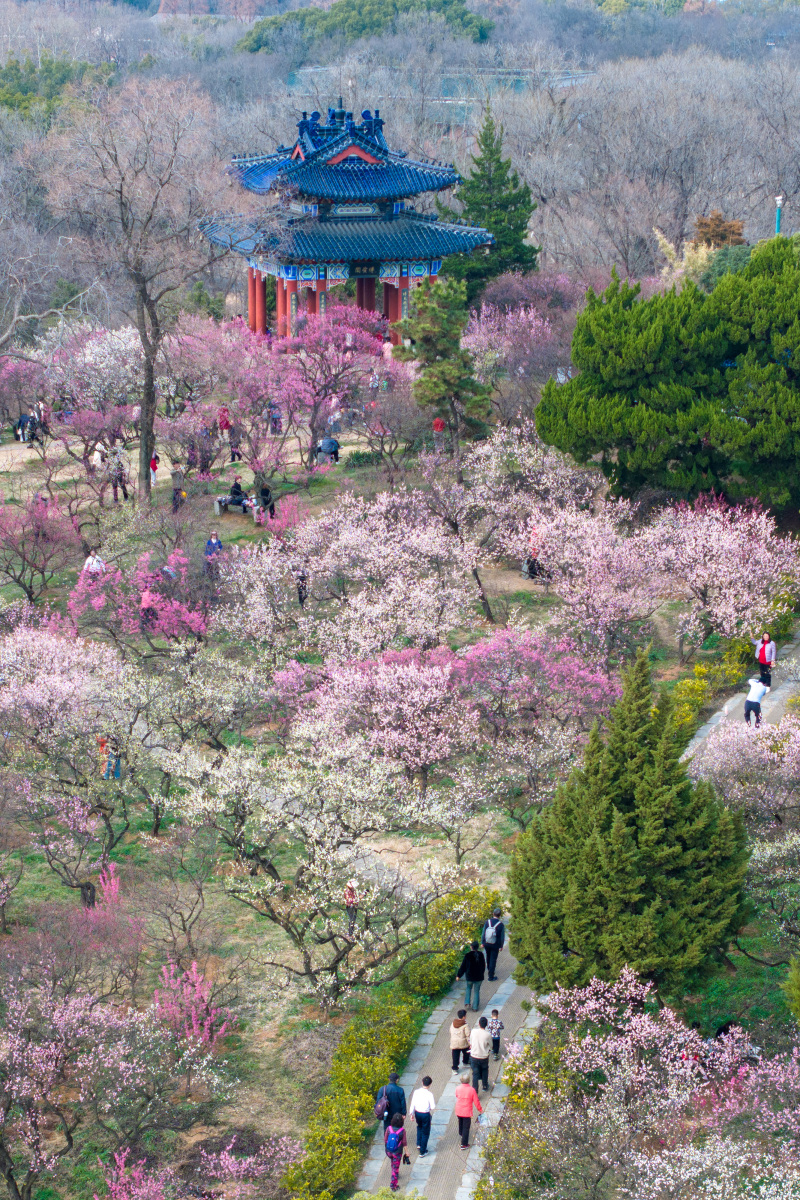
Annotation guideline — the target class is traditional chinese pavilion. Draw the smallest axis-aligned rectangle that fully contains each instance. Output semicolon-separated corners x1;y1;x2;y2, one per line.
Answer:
203;101;493;340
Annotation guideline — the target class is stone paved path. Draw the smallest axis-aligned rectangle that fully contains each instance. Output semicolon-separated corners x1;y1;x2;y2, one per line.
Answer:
357;951;541;1200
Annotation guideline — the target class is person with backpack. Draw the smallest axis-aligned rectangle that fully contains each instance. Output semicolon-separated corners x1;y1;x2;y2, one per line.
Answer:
457;941;486;1012
482;907;505;981
384;1113;407;1191
375;1072;406;1129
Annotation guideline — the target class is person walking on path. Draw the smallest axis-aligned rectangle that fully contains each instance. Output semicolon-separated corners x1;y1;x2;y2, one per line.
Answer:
457;941;486;1012
375;1072;406;1128
751;631;777;687
455;1072;483;1150
384;1114;407;1191
744;676;768;727
409;1076;436;1157
469;1016;492;1093
488;1009;504;1061
450;1009;471;1073
482;907;505;981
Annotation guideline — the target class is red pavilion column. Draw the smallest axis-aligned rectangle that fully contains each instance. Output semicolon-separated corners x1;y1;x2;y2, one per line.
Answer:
385;282;401;345
307;286;317;316
356;278;364;309
247;267;257;332
255;272;267;336
275;278;284;335
363;278;376;311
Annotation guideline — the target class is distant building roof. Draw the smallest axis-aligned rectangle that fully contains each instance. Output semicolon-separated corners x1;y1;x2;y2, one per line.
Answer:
232;104;460;202
203;209;492;264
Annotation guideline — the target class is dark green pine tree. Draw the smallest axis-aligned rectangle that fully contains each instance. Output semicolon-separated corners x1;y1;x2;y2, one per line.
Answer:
509;651;749;995
393;276;491;481
440;107;539;304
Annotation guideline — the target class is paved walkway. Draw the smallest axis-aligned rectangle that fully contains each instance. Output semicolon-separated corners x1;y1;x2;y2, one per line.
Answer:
684;632;800;758
357;952;541;1200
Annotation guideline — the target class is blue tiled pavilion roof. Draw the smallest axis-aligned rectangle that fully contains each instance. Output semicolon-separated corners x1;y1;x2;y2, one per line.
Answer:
202;210;493;263
232;107;460;202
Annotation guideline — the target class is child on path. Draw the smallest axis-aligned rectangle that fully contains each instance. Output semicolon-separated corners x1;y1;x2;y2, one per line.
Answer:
745;676;768;727
488;1009;504;1060
450;1009;471;1073
455;1072;482;1149
384;1114;407;1191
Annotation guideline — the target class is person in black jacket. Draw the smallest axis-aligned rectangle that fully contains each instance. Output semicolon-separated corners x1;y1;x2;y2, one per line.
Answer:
259;483;276;518
230;476;251;514
376;1072;407;1128
457;941;486;1012
481;908;505;981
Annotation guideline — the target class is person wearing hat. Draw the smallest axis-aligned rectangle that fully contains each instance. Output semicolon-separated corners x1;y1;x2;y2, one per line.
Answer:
481;907;505;982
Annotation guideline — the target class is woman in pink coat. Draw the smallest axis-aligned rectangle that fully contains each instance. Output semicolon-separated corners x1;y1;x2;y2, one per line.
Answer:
454;1071;483;1148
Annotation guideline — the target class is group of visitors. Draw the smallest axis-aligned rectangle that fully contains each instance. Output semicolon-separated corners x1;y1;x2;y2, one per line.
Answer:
377;908;507;1190
455;908;505;1011
745;631;777;727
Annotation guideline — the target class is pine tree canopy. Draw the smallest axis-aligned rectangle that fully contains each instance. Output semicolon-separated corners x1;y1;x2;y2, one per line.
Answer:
536;236;800;509
393;277;491;425
509;651;749;995
440;108;539;303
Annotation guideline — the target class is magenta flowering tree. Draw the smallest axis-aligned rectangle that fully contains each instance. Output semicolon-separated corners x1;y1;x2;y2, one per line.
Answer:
0;493;82;602
154;961;230;1055
68;550;209;656
291;647;481;789
280;303;385;467
656;494;800;659
198;1135;302;1200
462;302;556;422
94;1149;173;1200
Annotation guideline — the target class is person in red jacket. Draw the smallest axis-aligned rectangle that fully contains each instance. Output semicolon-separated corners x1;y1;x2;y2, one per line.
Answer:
455;1071;483;1148
432;416;445;452
384;1113;407;1191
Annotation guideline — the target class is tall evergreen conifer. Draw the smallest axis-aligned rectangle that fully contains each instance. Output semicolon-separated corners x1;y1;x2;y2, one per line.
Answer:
440;108;538;303
509;652;749;993
393;276;490;480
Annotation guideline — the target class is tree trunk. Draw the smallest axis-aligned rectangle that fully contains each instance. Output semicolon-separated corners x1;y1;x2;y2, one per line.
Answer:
79;880;97;908
138;354;157;500
0;903;8;934
472;566;495;624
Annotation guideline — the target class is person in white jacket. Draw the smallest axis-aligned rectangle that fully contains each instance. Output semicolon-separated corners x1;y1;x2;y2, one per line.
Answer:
744;677;768;727
469;1016;493;1093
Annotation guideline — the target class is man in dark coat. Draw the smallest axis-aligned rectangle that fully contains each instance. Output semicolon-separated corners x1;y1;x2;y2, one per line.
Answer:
375;1071;406;1128
457;941;486;1012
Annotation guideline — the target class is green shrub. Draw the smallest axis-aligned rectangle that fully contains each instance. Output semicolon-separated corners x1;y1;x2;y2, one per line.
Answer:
400;885;503;997
288;998;425;1199
344;450;383;470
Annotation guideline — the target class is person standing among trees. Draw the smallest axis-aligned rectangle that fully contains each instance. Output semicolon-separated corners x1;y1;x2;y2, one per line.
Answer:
457;941;486;1011
751;631;777;687
171;463;185;513
482;907;505;981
